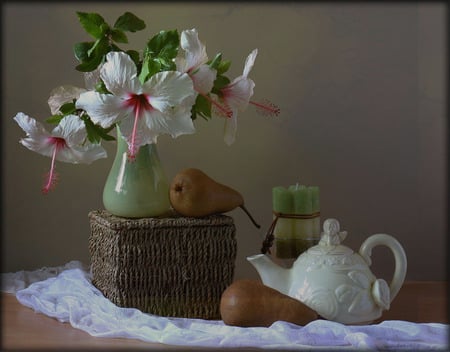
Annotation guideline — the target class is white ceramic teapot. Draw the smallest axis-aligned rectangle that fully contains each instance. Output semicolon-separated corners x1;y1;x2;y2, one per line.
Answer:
247;218;407;324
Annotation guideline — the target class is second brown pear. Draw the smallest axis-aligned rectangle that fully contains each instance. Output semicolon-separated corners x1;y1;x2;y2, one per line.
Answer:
169;168;260;228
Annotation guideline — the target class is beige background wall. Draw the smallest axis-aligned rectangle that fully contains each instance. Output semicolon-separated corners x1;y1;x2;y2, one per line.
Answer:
2;3;447;281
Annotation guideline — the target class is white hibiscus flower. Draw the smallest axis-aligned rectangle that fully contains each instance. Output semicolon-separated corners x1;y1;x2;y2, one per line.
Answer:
14;112;107;193
76;51;196;159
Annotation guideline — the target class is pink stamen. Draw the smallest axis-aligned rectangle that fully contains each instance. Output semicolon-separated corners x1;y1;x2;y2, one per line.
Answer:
200;93;233;118
249;99;280;117
124;94;153;161
42;137;66;194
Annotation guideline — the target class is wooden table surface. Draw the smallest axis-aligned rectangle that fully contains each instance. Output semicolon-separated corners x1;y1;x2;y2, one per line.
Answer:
1;281;448;350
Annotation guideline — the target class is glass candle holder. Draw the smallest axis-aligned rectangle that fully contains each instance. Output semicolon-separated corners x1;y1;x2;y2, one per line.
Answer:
261;184;320;258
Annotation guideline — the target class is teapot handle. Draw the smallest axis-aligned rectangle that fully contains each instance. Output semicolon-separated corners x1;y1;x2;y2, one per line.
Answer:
359;234;407;302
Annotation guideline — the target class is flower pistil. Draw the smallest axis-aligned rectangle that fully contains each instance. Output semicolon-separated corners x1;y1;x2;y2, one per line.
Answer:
249;99;280;117
42;137;67;194
123;93;153;159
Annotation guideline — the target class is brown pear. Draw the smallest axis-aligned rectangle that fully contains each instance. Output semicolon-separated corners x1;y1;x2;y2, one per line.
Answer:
169;168;260;228
220;279;318;327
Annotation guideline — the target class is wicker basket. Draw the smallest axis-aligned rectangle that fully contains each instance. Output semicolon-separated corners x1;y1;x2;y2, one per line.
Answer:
88;210;237;319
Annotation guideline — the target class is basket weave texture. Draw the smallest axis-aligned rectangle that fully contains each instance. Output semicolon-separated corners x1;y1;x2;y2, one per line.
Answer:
88;210;237;319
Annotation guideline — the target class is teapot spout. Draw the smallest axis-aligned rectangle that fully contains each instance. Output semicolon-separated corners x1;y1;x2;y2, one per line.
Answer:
247;254;290;295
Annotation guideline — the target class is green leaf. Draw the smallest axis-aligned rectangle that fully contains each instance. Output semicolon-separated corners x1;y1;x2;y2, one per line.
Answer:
84;122;102;144
138;30;179;81
91;124;116;142
99;126;116;141
75;37;109;72
138;57;151;83
73;41;94;62
212;75;231;94
59;102;76;115
145;29;179;62
110;29;128;44
46;115;64;125
95;80;111;94
77;12;107;39
155;57;174;72
208;53;231;76
208;53;222;70
81;115;115;143
113;12;145;32
139;57;161;83
75;56;102;72
87;37;102;57
192;94;212;120
46;102;75;124
217;60;231;75
110;44;122;52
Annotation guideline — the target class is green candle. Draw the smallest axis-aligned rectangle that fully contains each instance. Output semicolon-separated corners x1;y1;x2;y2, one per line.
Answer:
272;186;293;240
272;184;320;258
290;184;312;239
290;184;313;214
272;186;293;213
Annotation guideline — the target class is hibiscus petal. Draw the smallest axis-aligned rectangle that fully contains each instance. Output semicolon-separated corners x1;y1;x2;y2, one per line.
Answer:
191;65;216;94
57;143;107;164
76;91;126;128
224;77;255;111
48;86;87;115
162;106;196;139
18;137;54;157
14;112;49;137
100;52;142;96
52;115;87;147
180;28;208;71
243;49;258;78
223;109;238;146
83;68;101;91
14;112;53;156
142;105;195;142
174;56;188;74
138;110;169;145
144;71;194;112
119;117;156;150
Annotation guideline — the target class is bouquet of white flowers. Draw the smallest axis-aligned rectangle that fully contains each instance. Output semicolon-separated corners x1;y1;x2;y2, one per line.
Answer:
14;11;279;194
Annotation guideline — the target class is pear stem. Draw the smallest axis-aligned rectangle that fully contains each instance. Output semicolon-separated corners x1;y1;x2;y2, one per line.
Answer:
240;204;261;228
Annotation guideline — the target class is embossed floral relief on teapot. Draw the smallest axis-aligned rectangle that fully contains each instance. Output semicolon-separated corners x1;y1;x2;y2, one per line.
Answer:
248;218;407;324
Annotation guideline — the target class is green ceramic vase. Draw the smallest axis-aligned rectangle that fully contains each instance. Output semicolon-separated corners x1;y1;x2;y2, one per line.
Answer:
102;128;171;218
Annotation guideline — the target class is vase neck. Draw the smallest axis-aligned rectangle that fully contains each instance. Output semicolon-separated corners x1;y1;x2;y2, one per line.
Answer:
115;126;157;161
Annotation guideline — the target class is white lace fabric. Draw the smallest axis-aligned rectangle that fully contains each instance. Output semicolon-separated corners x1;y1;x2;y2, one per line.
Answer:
1;262;448;350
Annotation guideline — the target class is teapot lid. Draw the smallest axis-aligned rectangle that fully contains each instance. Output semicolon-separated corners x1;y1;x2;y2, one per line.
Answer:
308;218;353;256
